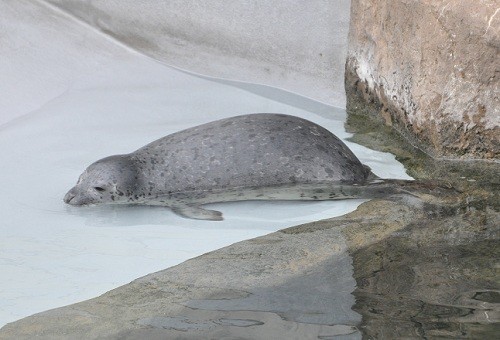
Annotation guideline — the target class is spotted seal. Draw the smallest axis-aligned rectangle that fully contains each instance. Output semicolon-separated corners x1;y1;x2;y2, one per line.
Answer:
64;113;414;220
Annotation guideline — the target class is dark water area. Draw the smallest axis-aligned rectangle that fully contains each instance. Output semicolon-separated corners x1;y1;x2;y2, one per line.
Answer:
345;90;500;339
350;201;499;338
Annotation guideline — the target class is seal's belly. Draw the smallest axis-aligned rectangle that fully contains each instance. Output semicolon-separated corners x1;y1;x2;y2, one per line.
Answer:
141;181;362;207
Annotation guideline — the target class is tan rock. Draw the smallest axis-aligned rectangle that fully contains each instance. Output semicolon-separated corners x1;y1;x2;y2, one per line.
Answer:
346;0;500;159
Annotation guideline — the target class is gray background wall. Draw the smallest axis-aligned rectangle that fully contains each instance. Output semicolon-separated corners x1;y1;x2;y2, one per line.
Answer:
44;0;351;108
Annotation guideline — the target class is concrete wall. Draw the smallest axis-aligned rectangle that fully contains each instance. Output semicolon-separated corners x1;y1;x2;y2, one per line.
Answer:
43;0;351;108
346;0;499;160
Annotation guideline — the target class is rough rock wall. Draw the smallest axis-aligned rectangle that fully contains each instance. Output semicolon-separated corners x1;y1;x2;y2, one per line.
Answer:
42;0;351;107
346;0;499;160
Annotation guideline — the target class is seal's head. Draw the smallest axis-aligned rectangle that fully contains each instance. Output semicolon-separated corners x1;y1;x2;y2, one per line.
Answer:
64;155;140;206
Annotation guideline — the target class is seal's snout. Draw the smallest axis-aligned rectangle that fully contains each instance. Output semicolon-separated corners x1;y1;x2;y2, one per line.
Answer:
64;186;98;206
64;188;77;205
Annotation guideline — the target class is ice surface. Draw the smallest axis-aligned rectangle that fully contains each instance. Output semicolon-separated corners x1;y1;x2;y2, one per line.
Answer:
0;1;412;327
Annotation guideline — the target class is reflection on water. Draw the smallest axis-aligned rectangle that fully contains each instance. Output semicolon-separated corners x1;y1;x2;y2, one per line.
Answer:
349;184;499;338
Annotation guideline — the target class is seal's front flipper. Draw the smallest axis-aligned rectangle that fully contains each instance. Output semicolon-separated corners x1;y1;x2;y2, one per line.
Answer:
171;204;224;221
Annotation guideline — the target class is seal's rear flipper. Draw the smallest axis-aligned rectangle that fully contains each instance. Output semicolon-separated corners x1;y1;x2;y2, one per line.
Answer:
171;204;224;221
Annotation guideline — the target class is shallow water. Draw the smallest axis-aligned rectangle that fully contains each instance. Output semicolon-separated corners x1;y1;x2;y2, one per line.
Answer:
0;1;411;327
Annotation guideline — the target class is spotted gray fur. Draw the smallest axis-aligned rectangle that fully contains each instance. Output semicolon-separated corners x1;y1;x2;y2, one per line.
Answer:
64;113;404;221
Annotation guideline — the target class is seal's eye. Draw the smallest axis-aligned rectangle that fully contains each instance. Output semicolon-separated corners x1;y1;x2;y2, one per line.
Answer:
94;187;105;192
